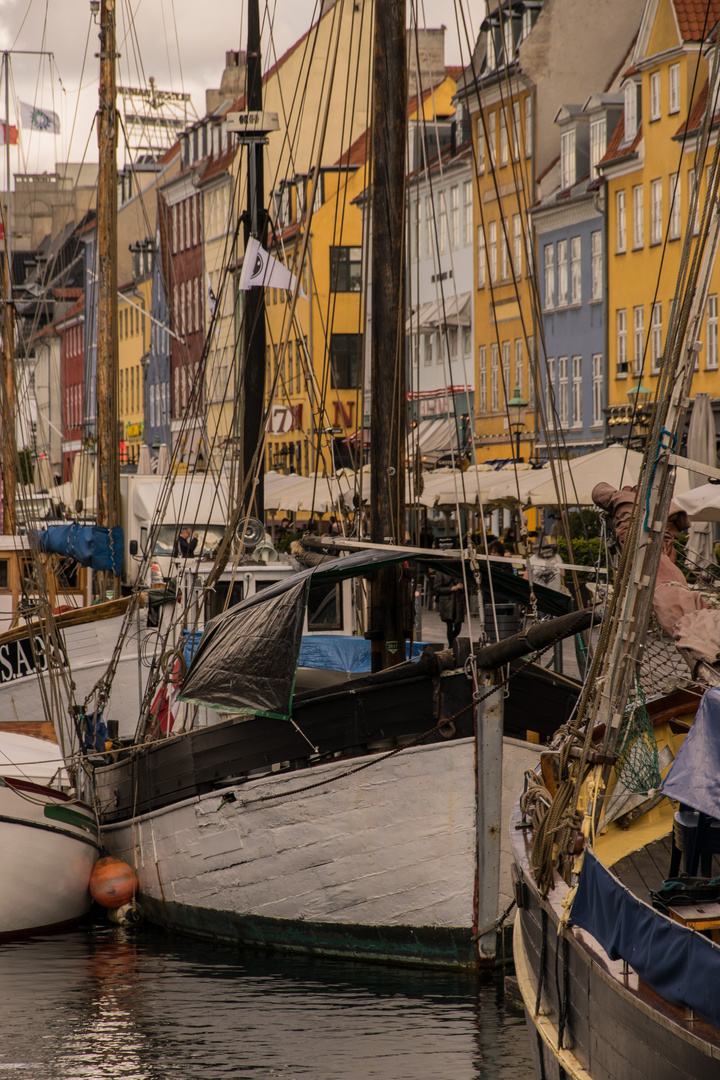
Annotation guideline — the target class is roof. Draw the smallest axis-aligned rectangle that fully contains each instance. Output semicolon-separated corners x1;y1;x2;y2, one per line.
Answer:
673;0;720;42
674;76;716;136
199;145;236;185
598;114;642;167
335;128;370;168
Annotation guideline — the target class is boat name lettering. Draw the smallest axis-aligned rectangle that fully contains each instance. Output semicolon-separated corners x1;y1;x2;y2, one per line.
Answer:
0;635;50;684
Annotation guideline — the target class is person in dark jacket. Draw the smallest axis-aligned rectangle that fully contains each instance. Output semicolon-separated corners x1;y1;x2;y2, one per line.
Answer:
173;526;198;558
433;569;466;646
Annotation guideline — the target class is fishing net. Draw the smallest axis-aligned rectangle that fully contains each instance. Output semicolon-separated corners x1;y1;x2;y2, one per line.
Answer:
614;678;661;794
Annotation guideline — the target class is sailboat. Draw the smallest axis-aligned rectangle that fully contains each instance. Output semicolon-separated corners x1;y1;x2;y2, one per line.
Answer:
510;50;720;1078
70;0;603;969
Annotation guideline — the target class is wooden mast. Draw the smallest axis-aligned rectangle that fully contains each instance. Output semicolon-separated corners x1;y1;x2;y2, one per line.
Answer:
240;0;268;520
369;0;408;670
2;54;15;536
95;0;119;594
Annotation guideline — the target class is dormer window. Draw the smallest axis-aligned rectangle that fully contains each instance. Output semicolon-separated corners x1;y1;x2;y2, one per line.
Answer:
669;63;680;114
503;17;514;64
296;180;305;221
522;9;532;39
624;80;640;141
590;116;606;175
486;28;496;71
560;129;576;190
281;185;291;225
649;71;660;121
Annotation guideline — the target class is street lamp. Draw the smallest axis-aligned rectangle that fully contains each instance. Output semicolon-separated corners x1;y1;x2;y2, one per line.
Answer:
507;384;528;461
626;380;652;435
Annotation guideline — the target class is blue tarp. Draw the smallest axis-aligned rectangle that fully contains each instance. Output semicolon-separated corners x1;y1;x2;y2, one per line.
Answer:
572;849;720;1029
297;635;427;673
34;524;124;575
662;687;720;819
182;631;427;674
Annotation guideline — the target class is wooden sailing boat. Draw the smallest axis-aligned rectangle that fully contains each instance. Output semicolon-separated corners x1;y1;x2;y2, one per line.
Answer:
510;43;720;1076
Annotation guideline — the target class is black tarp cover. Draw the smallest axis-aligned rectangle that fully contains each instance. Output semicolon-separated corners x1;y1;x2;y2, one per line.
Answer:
178;548;572;718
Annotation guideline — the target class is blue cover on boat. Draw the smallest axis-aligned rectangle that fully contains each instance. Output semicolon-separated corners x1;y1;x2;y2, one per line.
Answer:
572;849;720;1029
661;687;720;819
297;635;427;673
34;524;124;574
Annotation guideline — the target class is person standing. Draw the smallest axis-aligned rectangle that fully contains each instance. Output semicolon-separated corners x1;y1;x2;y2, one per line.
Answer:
433;569;466;646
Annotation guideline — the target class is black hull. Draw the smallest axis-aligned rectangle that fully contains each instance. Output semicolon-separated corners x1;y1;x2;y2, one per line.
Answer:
510;802;720;1079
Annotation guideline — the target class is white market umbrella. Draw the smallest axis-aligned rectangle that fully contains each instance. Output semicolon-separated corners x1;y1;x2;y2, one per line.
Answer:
674;483;720;522
522;445;690;507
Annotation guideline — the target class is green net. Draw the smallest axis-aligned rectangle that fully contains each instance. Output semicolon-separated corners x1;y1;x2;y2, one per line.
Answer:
614;678;661;794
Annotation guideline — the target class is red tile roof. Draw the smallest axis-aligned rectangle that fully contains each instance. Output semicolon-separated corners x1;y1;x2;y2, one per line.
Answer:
673;0;720;41
674;77;718;137
335;128;370;168
199;145;236;185
598;114;642;167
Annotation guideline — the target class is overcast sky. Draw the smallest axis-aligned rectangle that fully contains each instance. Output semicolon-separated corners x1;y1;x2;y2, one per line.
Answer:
0;0;485;182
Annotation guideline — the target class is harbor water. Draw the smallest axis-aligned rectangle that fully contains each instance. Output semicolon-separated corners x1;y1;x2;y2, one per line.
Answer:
0;925;534;1079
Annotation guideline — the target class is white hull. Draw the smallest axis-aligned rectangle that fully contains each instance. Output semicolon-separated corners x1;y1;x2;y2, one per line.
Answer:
102;735;541;966
0;777;100;936
0;610;152;740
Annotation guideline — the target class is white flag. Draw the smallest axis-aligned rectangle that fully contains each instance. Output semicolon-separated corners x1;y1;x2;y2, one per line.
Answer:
238;237;308;299
19;100;60;134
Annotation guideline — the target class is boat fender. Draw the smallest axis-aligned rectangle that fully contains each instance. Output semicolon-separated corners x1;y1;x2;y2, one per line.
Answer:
90;856;139;908
107;901;143;927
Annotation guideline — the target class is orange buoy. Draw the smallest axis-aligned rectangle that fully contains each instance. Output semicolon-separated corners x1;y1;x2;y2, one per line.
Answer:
90;856;139;908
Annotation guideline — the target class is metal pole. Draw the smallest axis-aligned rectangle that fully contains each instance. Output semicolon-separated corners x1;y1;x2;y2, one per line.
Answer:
475;672;504;963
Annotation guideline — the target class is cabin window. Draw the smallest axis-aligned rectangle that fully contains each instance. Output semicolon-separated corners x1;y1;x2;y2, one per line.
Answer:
0;559;8;589
329;247;362;292
307;581;343;632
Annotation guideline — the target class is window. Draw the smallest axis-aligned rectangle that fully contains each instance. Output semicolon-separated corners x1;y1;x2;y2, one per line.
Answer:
708;295;718;370
424;335;433;366
410;200;420;261
592;354;603;425
501;219;509;280
650;71;661;121
502;341;511;398
488;111;496;167
572;356;582;427
669;173;681;239
590;117;606;176
488;221;498;283
463;181;472;244
330;334;362;388
439;192;448;253
651;302;662;372
633;185;644;248
313;173;324;213
669;63;680;114
296;180;305;220
616;189;626;252
462;325;472;357
522;9;532;38
558;356;569;426
513;214;522;278
477;118;485;174
651;179;662;244
524;96;533;158
624;81;638;141
570;236;581;304
329;247;362;291
486;28;496;71
633;305;644;374
617;308;627;373
451;189;462;249
591;230;602;300
515;338;523;397
528;335;536;405
546;357;555;414
560;129;576;189
477;225;486;287
557;240;568;306
512;101;521;160
479;346;487;412
503;16;514;63
424;196;432;255
544;244;555;308
491;344;499;411
500;109;508;166
689;168;699;234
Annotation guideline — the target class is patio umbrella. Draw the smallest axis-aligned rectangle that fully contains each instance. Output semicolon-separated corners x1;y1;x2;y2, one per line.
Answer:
521;445;690;507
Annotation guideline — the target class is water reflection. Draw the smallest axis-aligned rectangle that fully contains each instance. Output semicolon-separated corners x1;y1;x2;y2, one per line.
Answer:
0;928;533;1079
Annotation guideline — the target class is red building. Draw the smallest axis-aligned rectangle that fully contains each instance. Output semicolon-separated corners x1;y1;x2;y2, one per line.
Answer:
57;298;85;482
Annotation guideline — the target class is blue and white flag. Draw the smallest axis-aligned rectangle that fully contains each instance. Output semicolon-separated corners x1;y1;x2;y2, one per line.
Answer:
19;101;60;134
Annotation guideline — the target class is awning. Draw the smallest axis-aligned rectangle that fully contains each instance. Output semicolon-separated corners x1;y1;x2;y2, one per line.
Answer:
406;292;472;333
407;417;466;465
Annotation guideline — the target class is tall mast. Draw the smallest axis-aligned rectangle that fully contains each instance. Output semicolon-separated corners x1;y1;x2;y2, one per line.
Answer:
2;53;15;535
96;0;119;583
369;0;408;669
241;0;268;520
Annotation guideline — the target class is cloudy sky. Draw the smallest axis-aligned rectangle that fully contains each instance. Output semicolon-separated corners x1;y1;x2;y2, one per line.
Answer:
0;0;485;182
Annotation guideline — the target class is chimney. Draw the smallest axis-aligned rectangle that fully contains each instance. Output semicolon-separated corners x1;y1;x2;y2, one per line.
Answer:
206;50;247;115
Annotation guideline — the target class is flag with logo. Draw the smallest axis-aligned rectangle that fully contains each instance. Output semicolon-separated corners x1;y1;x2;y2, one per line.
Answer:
19;101;60;134
238;237;308;298
0;123;18;146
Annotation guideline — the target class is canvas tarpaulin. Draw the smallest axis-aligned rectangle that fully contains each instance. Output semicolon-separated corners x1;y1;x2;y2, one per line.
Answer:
572;848;720;1029
34;524;124;574
662;687;720;818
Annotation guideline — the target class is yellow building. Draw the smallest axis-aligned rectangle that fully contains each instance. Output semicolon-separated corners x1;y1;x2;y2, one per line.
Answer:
602;0;720;435
118;274;152;466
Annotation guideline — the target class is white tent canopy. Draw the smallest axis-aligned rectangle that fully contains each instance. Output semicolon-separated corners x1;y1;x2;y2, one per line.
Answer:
674;483;720;522
522;445;691;507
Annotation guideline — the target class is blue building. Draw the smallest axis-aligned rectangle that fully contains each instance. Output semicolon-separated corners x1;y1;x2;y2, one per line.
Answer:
533;94;623;458
144;225;172;452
